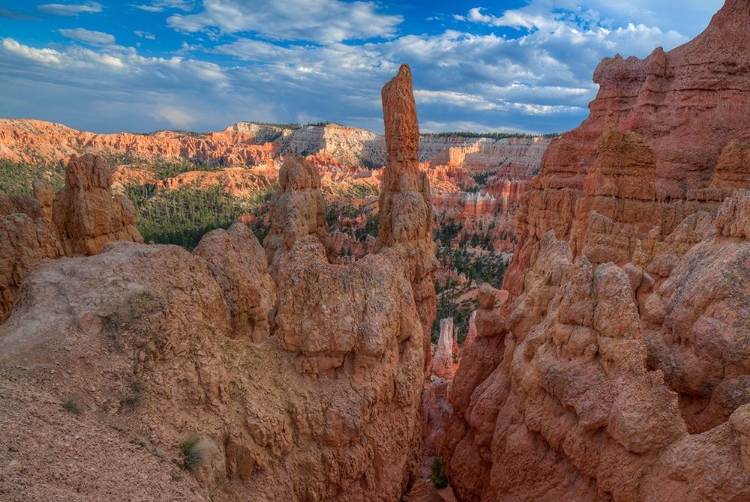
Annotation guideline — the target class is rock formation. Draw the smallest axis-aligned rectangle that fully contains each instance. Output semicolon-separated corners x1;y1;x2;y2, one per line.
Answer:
263;156;331;277
0;154;142;320
444;2;750;500
377;64;438;373
431;318;454;378
52;154;143;256
0;67;430;501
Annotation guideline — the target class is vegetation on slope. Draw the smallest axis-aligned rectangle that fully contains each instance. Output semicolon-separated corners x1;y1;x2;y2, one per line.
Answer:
0;160;65;196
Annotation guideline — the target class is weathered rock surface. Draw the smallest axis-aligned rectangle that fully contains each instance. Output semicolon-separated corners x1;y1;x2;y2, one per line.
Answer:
0;66;430;502
377;64;438;374
0;154;142;320
263;156;331;277
445;2;750;500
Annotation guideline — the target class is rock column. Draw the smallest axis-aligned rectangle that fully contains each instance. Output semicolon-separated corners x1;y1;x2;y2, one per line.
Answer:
378;64;438;373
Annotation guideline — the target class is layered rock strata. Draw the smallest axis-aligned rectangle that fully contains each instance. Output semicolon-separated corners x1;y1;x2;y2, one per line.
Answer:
377;64;438;374
445;2;750;500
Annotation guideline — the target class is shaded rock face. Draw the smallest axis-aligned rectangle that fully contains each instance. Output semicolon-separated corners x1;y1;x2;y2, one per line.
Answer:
378;64;438;373
445;2;750;500
0;154;142;320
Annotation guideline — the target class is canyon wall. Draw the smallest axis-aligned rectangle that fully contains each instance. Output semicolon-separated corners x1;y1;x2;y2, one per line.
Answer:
444;1;750;500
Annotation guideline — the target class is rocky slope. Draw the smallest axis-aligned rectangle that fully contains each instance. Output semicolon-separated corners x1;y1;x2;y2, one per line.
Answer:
443;1;750;500
0;67;434;501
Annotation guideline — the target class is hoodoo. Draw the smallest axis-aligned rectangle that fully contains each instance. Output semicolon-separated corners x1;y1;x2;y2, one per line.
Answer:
377;64;438;373
0;68;431;501
443;1;750;500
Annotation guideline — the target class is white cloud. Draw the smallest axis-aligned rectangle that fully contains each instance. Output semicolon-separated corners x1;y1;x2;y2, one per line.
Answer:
148;105;196;128
0;3;727;135
167;0;403;43
37;2;102;16
59;28;115;45
2;38;61;64
132;0;195;13
134;31;156;40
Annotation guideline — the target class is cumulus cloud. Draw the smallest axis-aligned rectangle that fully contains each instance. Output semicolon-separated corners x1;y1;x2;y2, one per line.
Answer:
37;2;102;16
167;0;403;43
59;28;116;45
2;39;61;64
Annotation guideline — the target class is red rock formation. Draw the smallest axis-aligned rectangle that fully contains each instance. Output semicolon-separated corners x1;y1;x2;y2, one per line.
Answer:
0;155;142;319
377;64;438;374
263;156;330;277
506;0;750;296
52;154;143;256
445;2;750;500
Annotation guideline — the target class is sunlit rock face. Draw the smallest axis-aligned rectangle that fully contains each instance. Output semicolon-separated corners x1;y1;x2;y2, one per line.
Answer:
377;64;438;375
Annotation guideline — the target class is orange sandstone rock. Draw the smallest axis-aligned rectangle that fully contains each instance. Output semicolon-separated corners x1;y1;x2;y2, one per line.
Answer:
52;153;143;256
445;2;750;500
378;64;438;374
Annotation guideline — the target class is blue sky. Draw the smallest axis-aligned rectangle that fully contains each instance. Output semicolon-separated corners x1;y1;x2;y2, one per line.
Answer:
0;0;723;134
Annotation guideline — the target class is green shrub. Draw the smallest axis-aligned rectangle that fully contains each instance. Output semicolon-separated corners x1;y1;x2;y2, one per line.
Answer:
180;436;211;471
429;456;448;489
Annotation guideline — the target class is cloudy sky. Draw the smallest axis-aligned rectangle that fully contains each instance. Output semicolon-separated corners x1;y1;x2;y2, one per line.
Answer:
0;0;723;134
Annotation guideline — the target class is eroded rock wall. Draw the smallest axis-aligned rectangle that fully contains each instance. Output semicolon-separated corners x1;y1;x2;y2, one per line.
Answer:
444;2;750;500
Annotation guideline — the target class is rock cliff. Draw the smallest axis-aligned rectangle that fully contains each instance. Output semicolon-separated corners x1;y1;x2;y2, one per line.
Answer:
444;1;750;500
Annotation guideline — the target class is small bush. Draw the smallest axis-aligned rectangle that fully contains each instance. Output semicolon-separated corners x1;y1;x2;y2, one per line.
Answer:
429;456;448;489
62;395;82;415
180;436;212;471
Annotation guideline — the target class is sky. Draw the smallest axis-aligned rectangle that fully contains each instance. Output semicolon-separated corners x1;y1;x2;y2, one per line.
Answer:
0;0;724;135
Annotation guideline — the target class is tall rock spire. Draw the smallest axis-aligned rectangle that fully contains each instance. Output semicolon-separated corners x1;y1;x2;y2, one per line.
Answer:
378;64;437;373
